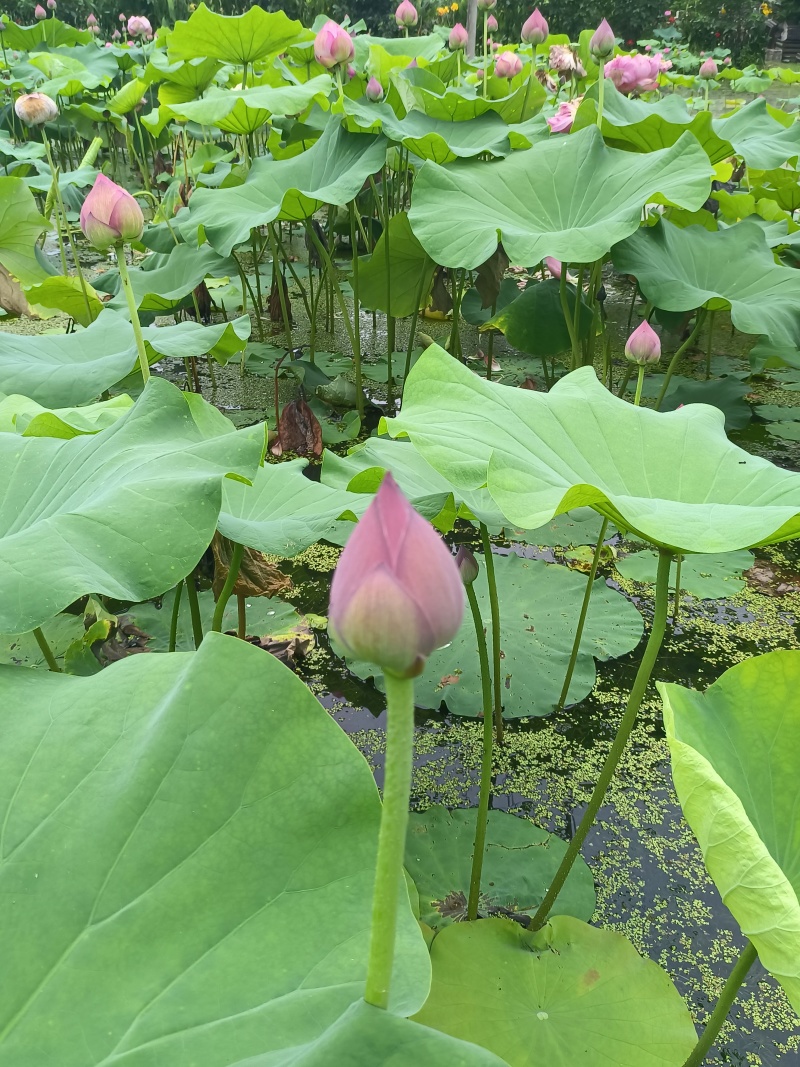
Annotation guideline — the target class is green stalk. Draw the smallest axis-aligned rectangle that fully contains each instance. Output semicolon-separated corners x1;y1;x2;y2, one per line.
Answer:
382;171;396;407
633;365;646;407
364;671;416;1010
682;942;758;1067
304;221;360;367
673;555;683;627
212;542;244;633
33;627;61;672
114;243;149;383
655;311;706;410
596;59;605;128
559;268;581;371
237;594;247;639
184;575;203;650
573;264;585;363
348;203;365;418
482;12;488;96
268;224;293;351
704;309;716;380
251;228;265;316
557;517;609;710
466;581;494;921
479;523;504;745
168;581;183;653
617;362;634;398
403;270;429;387
531;548;673;928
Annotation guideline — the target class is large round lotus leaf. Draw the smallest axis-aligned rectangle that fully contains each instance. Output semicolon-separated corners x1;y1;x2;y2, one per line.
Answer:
144;51;221;92
356;211;436;318
337;553;643;718
0;632;432;1065
107;242;236;313
0;176;49;287
0;311;137;406
168;2;304;64
392;68;544;124
0;392;133;438
169;76;332;135
218;458;366;555
482;279;593;357
386;344;800;553
413;916;697;1066
0;378;262;634
142;315;252;366
617;548;753;599
611;219;800;347
405;806;595;928
407;126;713;269
658;651;800;1015
24;274;104;328
184;122;388;256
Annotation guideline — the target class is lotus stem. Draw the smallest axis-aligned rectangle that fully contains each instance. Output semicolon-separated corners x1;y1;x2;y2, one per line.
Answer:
33;627;61;672
482;12;488;97
557;517;609;710
655;311;707;410
237;594;247;639
673;554;683;627
486;298;497;381
479;523;504;745
212;542;244;633
364;671;416;1010
168;581;184;653
682;941;758;1067
403;270;429;389
531;547;673;928
596;59;605;128
184;574;203;650
42;130;94;322
304;220;360;370
466;580;494;921
633;365;646;407
704;310;715;380
559;268;581;371
268;224;293;351
114;243;150;384
251;228;265;317
349;203;365;418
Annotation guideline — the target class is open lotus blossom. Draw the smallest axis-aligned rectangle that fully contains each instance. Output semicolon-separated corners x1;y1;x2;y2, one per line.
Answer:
80;173;144;249
14;91;58;126
590;18;615;60
605;53;662;93
395;0;418;26
313;19;354;68
521;7;548;44
366;76;384;101
487;13;498;32
34;4;46;18
549;44;581;72
547;97;581;132
329;473;464;677
655;51;672;71
699;57;718;78
494;50;523;78
625;320;661;365
126;14;151;35
448;22;468;50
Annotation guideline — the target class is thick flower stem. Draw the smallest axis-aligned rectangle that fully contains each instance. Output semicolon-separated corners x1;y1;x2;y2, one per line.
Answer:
114;243;150;383
364;671;416;1010
557;517;609;710
211;542;244;633
349;203;365;418
531;548;672;929
184;575;203;650
633;365;646;407
168;581;183;653
482;13;488;96
559;268;581;371
466;581;494;921
682;942;758;1067
268;224;293;351
479;523;504;744
655;311;706;410
33;627;61;672
596;60;605;128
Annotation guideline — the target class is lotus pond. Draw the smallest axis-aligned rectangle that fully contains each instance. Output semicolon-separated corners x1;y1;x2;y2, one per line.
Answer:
1;5;800;1066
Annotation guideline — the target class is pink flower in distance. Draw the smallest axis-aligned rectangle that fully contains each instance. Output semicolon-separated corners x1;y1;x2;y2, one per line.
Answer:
118;11;126;20
495;51;523;78
46;0;56;10
86;12;97;25
329;473;464;677
549;44;580;72
449;22;468;50
80;173;143;249
625;320;661;365
34;4;46;18
314;19;354;68
547;98;580;133
366;76;384;101
126;14;151;35
605;53;661;93
521;8;548;44
655;51;672;71
395;0;418;27
590;18;615;59
699;57;718;78
487;14;498;32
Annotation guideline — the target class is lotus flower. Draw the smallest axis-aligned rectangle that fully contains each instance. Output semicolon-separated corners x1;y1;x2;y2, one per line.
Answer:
314;19;354;68
604;53;661;93
455;546;479;586
590;18;615;60
118;11;126;20
111;28;121;39
34;4;46;18
86;12;97;25
395;0;418;27
329;473;463;677
347;64;356;78
126;14;151;36
547;98;580;133
625;320;661;365
655;51;673;71
80;173;143;249
699;57;718;78
449;22;468;50
521;8;548;44
495;51;523;78
47;0;56;10
549;44;580;72
366;76;384;101
487;14;498;32
14;91;58;126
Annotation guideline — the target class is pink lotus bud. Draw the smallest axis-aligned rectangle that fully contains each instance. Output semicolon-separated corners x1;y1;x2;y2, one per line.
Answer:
80;173;143;249
495;50;523;78
699;57;718;78
347;63;356;78
544;256;563;278
14;91;58;126
118;11;126;19
664;9;671;15
90;24;100;33
723;56;731;64
314;19;354;68
86;12;97;24
521;8;548;44
329;473;464;678
47;0;57;10
477;0;497;9
105;40;112;46
448;22;468;50
455;546;479;586
487;14;498;32
395;0;418;27
127;14;151;36
366;76;384;101
34;4;46;18
625;320;661;365
111;28;121;38
590;18;615;60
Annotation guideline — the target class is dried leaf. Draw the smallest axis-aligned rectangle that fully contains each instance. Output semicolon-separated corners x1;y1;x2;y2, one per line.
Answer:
271;397;322;458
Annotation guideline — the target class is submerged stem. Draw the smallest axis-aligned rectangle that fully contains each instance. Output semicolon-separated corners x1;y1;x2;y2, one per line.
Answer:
466;581;494;921
682;942;758;1067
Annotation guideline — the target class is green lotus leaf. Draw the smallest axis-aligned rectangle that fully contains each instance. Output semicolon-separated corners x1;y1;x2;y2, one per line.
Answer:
392;68;545;124
0;611;86;668
142;315;252;365
344;99;511;163
356;211;435;318
658;651;800;1014
658;374;753;431
461;278;524;327
22;163;97;196
353;32;445;66
413;916;697;1066
386;344;800;553
482;278;593;356
0;176;49;287
0;632;434;1065
336;553;643;718
143;52;221;92
617;548;753;599
0;392;133;438
405;806;595;928
714;97;800;169
408;126;713;269
0;136;46;164
0;378;262;633
108;242;237;313
169;76;332;135
169;2;304;64
218;459;367;555
0;311;137;406
612;219;800;347
23;274;104;327
0;17;90;49
184;122;388;256
767;421;800;441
